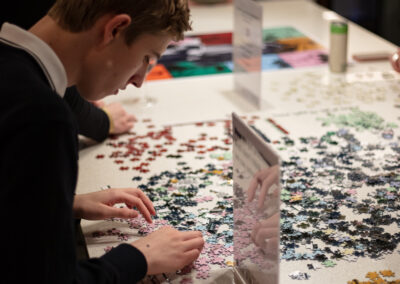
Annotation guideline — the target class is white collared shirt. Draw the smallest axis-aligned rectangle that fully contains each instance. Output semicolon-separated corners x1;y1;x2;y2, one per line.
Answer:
0;23;67;97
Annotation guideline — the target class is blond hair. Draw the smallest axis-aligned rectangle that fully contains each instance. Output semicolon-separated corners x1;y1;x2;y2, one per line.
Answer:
48;0;191;43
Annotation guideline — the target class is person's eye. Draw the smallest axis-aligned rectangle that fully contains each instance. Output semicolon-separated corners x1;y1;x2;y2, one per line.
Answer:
147;58;158;73
149;58;157;66
144;55;150;64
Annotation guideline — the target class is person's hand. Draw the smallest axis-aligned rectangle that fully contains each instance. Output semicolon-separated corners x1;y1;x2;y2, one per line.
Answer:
251;213;280;255
73;188;156;222
131;226;204;275
247;165;280;209
102;102;137;134
92;100;137;134
92;100;106;108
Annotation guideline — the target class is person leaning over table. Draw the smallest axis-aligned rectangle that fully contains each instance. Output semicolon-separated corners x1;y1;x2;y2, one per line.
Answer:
0;0;204;283
0;0;137;142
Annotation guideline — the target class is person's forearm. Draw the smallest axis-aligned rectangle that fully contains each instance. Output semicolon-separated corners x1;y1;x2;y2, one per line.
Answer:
64;86;110;142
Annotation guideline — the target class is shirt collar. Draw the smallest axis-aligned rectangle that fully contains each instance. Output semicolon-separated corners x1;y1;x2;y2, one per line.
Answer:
0;23;67;97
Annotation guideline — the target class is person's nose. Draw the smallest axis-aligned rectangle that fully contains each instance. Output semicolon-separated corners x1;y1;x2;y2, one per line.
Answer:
131;62;149;88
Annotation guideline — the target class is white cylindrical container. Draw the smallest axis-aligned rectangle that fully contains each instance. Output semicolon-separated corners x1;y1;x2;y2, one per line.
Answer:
329;21;348;73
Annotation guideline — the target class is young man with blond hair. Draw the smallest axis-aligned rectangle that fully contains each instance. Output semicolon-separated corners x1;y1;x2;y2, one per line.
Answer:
0;0;204;283
0;0;138;143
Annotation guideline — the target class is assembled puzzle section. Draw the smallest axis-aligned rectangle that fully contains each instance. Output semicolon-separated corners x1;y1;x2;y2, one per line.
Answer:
146;26;327;81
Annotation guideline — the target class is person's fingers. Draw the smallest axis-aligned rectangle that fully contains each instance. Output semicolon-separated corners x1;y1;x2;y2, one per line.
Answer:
130;227;203;275
95;203;138;219
132;197;153;223
180;230;203;241
182;248;202;264
258;175;278;209
247;167;274;203
106;206;139;219
262;237;279;255
254;228;277;247
182;236;204;251
125;188;156;216
251;222;261;241
258;227;278;240
125;122;134;130
247;177;259;202
258;216;279;228
117;192;152;223
104;189;155;217
126;114;137;122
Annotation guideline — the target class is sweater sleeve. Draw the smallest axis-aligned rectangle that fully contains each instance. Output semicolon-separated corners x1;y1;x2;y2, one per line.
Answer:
77;244;148;284
0;99;147;283
64;86;110;142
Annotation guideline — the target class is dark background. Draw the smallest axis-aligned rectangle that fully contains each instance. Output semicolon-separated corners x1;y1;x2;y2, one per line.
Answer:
316;0;400;46
0;0;54;29
1;0;399;47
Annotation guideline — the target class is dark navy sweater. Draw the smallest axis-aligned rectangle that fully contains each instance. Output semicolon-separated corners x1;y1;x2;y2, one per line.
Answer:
0;42;147;283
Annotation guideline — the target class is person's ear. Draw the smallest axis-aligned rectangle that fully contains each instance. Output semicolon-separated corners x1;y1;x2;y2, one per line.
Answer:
102;14;131;46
